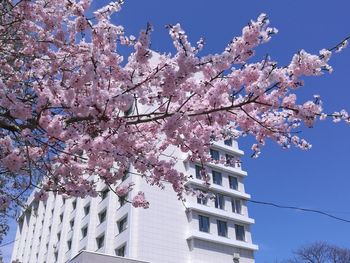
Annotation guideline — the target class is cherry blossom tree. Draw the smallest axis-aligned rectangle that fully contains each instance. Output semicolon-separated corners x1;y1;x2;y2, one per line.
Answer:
0;0;349;235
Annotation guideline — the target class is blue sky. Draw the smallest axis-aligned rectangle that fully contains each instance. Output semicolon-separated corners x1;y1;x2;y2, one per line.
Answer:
3;1;350;262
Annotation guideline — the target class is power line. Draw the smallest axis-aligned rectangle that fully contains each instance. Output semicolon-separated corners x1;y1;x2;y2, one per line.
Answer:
248;199;350;224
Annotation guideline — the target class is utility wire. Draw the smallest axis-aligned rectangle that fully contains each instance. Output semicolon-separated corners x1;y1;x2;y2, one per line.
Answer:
248;199;350;224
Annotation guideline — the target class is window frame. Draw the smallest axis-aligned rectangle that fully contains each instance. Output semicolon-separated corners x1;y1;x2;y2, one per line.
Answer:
195;165;202;179
196;189;208;205
115;244;126;257
215;193;225;210
83;204;90;216
98;209;107;224
212;170;222;185
117;215;128;234
217;219;228;237
232;198;242;214
81;225;88;239
198;215;210;233
96;233;105;249
101;188;109;200
197;196;208;205
226;154;235;167
119;195;127;207
235;224;245;241
224;138;233;146
67;239;72;251
210;149;220;161
229;176;238;190
69;219;74;228
122;171;129;181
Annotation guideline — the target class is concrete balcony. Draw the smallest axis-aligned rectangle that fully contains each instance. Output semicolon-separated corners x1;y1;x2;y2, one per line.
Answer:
211;141;244;156
186;202;255;225
185;177;251;200
187;230;258;251
205;161;247;177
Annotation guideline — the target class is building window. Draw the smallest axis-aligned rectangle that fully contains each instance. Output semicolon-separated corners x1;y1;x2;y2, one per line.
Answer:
119;195;127;207
116;244;126;257
226;154;235;167
212;170;222;185
198;215;210;233
122;170;129;181
18;218;24;234
101;188;109;200
67;240;72;250
229;176;238;190
196;190;208;205
232;198;242;214
96;234;105;249
98;210;107;224
215;193;225;210
217;220;228;237
224;138;232;146
197;196;208;205
72;200;77;210
210;149;220;161
81;225;88;238
195;165;202;179
84;204;90;216
70;219;74;228
235;224;245;241
118;216;128;233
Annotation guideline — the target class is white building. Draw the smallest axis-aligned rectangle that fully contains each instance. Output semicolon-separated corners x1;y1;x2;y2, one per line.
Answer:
10;138;258;263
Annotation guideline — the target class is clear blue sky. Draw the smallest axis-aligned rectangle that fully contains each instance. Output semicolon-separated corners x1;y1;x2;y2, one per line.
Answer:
3;1;350;262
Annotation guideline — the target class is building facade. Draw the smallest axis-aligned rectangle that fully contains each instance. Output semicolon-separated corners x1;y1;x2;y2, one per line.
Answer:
11;138;258;263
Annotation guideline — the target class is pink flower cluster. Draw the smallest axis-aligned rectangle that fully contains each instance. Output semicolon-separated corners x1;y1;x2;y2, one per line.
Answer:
132;192;149;208
115;182;135;197
0;0;347;212
0;196;10;211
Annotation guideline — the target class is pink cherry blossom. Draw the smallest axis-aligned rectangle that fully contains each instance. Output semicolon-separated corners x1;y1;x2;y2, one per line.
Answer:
132;192;150;208
0;0;348;224
34;191;49;202
116;182;135;197
0;196;10;211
